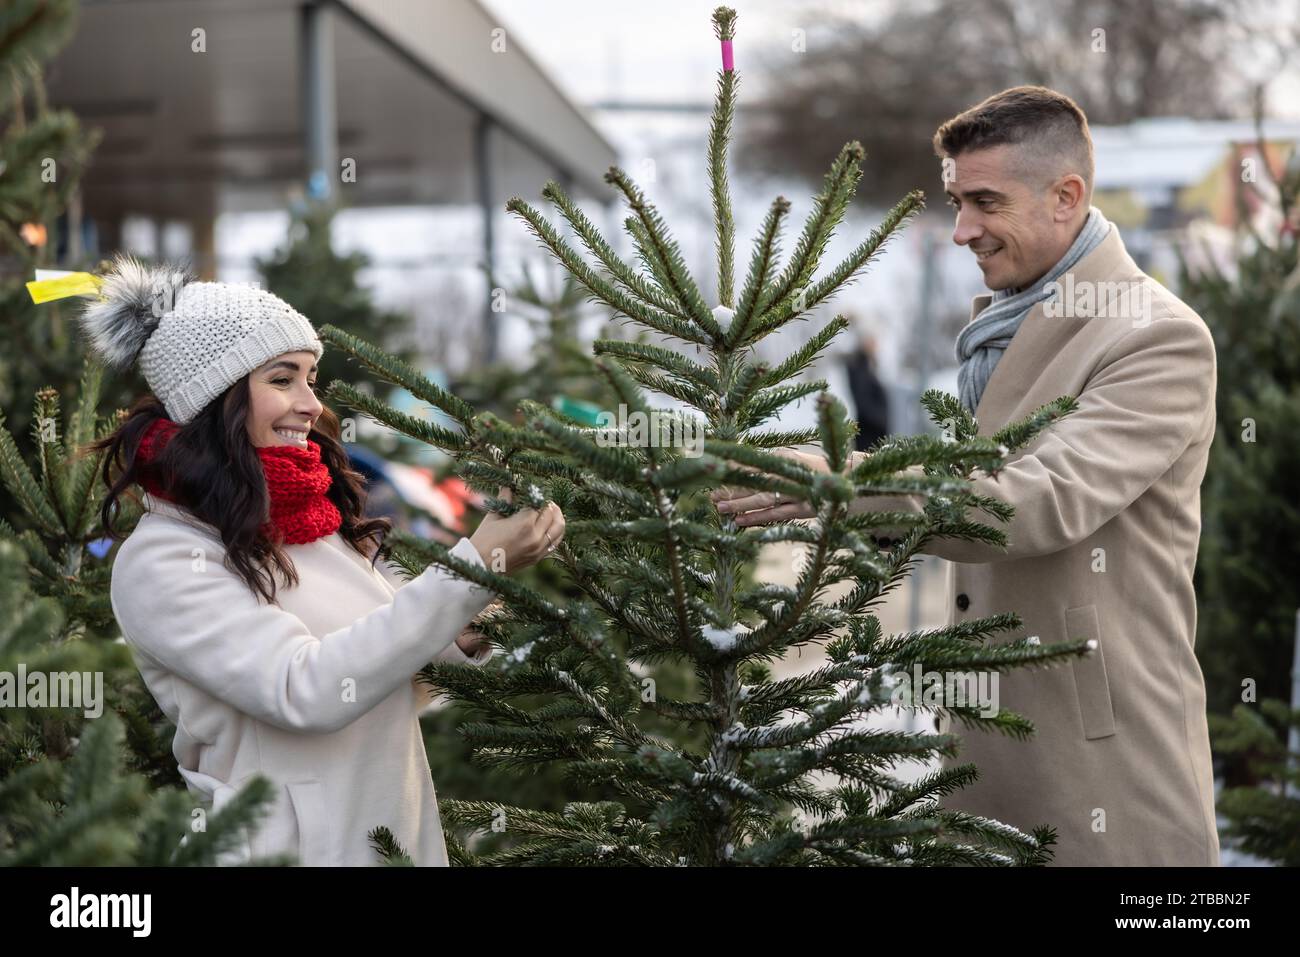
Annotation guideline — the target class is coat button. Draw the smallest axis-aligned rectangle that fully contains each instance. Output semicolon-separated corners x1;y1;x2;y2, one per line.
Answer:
956;593;970;611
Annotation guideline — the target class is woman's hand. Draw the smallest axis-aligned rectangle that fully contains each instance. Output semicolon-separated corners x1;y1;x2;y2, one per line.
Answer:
468;487;566;573
709;448;833;526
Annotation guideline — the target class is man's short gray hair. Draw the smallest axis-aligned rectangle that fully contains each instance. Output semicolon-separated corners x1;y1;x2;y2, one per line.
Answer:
933;85;1095;198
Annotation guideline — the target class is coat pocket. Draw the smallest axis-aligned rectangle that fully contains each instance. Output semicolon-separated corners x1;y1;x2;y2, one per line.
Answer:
286;779;337;866
1064;604;1116;740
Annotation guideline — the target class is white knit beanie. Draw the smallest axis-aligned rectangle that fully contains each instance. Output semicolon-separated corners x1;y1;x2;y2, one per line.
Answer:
76;252;323;425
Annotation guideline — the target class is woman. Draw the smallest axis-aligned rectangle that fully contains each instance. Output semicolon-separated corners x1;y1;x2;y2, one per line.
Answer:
78;253;564;866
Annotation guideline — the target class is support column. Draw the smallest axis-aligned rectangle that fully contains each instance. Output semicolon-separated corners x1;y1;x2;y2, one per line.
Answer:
300;2;338;204
191;209;217;280
475;111;497;364
66;187;84;265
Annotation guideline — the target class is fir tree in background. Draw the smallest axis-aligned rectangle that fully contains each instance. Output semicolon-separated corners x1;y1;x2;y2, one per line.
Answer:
0;368;142;799
457;264;615;421
0;367;186;796
0;362;127;638
257;199;416;402
1179;131;1300;726
0;0;105;525
326;7;1086;866
1208;698;1300;865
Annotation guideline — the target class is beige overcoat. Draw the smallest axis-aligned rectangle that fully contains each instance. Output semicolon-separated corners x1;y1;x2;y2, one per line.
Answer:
872;225;1219;865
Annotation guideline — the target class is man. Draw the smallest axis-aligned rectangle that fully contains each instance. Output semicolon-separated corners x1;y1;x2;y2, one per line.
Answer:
714;86;1219;866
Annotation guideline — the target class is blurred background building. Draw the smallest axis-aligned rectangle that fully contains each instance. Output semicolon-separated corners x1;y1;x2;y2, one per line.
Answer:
43;0;1300;434
44;0;618;374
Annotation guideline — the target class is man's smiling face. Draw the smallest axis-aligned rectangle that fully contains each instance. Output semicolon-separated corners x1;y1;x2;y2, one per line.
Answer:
944;144;1069;292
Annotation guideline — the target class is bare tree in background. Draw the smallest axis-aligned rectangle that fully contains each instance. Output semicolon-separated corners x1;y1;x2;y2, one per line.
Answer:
741;0;1298;204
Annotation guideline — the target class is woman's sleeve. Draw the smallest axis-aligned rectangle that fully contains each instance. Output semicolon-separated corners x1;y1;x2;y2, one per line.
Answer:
110;525;497;734
374;553;495;667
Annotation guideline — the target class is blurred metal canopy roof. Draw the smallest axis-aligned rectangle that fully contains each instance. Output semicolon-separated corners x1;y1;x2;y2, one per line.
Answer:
45;0;617;241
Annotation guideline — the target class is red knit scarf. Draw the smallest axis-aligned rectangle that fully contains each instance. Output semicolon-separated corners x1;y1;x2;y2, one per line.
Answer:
136;417;342;546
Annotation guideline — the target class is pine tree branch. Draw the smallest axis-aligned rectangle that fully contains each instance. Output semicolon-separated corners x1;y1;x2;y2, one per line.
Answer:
63;361;106;538
323;380;468;451
540;180;693;321
592;339;719;392
740;427;821;448
708;69;738;308
0;409;63;536
817;391;853;472
757;314;850;387
733;510;833;659
605;167;722;340
317;325;475;423
748;141;865;335
506;196;711;345
623;217;701;323
750;190;925;345
737;379;828;429
33;388;68;529
619;362;716;413
730;196;791;344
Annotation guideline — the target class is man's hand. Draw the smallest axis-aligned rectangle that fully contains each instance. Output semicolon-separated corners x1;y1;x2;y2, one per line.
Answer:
453;599;503;659
709;448;835;526
453;624;491;659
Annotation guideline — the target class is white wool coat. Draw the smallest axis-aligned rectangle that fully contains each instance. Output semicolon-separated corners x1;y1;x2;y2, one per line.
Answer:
110;491;497;866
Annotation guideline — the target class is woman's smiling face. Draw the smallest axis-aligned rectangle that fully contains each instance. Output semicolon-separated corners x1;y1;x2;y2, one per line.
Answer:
246;351;324;449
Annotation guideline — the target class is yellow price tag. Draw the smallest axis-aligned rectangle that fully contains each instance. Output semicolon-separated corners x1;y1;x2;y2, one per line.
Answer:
26;271;104;304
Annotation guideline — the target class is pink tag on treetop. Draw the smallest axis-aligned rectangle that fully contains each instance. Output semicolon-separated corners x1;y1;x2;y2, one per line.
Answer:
721;39;734;72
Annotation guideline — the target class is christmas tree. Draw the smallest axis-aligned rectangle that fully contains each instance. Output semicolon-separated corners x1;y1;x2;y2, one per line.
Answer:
1178;116;1300;863
322;6;1088;866
0;362;128;637
1208;698;1300;865
0;0;105;524
0;371;283;863
1178;129;1300;722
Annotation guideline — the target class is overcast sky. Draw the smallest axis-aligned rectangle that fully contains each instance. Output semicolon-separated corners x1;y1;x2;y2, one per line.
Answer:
477;0;829;104
479;0;1300;118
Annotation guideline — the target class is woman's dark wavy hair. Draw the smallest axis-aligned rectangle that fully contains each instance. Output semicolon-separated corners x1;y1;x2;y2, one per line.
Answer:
90;377;392;605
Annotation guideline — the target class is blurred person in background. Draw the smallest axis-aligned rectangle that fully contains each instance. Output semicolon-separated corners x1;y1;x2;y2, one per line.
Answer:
843;324;890;451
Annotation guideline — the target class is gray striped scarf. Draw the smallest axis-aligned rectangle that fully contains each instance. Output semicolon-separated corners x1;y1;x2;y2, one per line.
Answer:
956;206;1111;413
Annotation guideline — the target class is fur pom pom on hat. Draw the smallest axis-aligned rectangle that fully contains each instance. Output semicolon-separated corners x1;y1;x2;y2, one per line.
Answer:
77;252;323;425
77;254;198;372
